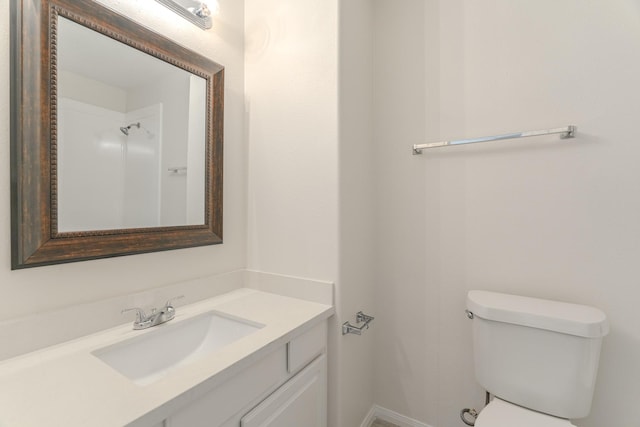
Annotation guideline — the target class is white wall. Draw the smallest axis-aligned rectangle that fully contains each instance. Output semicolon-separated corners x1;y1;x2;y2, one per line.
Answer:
338;1;377;427
187;75;207;224
0;0;246;321
372;1;640;427
245;0;339;282
57;98;128;231
244;0;345;425
121;104;163;228
59;70;127;112
371;2;443;424
128;69;194;226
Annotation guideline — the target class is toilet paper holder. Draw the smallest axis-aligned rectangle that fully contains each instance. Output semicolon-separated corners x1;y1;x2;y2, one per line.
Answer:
342;311;374;335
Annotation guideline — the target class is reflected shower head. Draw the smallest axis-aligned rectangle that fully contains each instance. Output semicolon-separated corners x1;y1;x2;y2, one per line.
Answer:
120;122;141;136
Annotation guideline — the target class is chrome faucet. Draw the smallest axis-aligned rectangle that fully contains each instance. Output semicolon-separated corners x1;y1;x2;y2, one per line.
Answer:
122;296;184;330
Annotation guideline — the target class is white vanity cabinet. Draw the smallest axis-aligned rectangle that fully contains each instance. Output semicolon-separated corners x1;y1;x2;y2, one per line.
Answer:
164;321;327;427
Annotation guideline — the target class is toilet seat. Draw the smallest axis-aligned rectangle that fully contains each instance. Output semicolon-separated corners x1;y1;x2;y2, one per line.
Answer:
475;398;576;427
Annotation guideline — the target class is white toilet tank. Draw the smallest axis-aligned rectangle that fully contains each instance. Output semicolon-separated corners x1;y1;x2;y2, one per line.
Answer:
467;291;609;419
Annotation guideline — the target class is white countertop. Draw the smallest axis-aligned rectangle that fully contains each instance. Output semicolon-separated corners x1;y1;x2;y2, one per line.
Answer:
0;289;334;427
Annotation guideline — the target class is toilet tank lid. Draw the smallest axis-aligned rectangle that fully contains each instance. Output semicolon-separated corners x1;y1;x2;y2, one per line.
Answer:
467;291;609;338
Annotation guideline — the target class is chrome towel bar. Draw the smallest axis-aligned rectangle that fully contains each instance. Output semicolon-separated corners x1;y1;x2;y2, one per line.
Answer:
412;125;576;154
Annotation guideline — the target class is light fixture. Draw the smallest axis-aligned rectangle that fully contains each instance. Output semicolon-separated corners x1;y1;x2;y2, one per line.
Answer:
154;0;217;30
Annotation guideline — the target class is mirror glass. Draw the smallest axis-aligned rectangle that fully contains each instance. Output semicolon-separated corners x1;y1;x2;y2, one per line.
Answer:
57;17;206;232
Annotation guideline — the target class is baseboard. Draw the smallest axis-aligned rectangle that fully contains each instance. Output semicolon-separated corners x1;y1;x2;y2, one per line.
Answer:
360;405;433;427
360;406;377;427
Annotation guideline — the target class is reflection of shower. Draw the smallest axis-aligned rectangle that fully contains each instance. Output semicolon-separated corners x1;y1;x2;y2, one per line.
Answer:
120;122;141;136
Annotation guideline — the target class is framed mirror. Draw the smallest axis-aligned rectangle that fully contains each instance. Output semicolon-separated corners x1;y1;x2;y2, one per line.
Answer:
10;0;224;269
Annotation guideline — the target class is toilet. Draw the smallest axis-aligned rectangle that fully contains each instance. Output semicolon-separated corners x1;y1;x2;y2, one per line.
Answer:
466;290;609;426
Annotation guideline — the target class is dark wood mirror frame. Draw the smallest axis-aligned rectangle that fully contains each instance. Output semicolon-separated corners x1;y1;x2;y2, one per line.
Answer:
10;0;224;269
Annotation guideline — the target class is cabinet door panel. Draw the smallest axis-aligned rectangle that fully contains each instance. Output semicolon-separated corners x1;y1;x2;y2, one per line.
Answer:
241;354;326;427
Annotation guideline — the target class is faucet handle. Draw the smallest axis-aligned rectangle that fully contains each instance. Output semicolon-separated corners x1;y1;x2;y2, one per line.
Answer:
122;307;155;330
121;307;148;323
164;295;184;308
162;296;184;323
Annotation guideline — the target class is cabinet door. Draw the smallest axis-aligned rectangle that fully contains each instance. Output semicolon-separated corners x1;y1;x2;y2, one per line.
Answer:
240;354;326;427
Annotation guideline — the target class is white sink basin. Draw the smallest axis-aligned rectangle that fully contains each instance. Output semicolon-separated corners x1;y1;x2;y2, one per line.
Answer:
93;311;264;385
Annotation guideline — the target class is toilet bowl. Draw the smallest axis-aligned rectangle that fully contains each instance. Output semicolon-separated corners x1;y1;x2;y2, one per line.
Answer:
475;398;575;427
